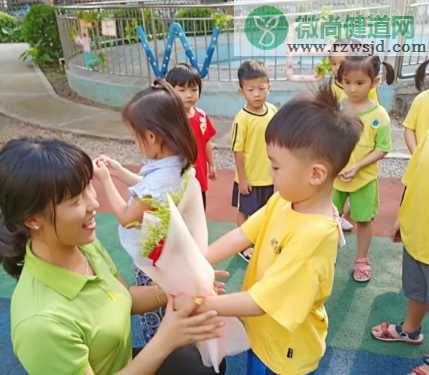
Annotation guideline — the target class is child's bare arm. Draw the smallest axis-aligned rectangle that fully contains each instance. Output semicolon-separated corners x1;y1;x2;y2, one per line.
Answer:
96;155;142;186
404;127;417;154
234;152;251;195
94;161;149;226
117;168;143;187
206;142;216;179
198;292;264;317
175;291;264;317
103;177;149;227
339;149;387;182
207;227;252;265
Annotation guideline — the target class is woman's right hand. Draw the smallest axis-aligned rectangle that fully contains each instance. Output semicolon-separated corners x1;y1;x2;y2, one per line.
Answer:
155;296;223;353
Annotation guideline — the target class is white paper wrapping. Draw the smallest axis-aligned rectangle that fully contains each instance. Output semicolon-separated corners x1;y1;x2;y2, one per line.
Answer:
119;175;249;372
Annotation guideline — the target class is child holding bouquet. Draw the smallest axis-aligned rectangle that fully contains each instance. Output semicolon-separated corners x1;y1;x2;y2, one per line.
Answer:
94;80;198;344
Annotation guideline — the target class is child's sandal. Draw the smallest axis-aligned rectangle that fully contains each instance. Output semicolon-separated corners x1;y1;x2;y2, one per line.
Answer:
371;321;424;345
353;257;371;282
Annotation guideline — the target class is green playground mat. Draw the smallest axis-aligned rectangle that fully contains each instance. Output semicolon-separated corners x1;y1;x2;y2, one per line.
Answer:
1;213;427;361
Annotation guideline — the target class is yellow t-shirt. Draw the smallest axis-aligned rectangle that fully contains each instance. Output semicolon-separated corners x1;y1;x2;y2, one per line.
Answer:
232;103;277;186
331;81;378;103
241;193;340;375
334;104;391;192
403;89;429;147
399;130;429;264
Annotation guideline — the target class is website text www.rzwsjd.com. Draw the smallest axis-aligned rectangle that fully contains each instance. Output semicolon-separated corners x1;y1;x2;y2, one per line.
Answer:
286;40;427;54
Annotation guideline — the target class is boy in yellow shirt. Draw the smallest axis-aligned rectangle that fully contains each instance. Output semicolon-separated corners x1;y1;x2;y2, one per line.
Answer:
231;60;277;262
403;59;429;154
176;84;362;374
371;130;429;375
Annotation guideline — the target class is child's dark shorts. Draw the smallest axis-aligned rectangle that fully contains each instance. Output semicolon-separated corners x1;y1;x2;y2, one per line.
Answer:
231;182;274;216
403;247;429;307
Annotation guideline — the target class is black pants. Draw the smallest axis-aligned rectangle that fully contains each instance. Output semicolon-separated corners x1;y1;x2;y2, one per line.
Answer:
133;345;227;375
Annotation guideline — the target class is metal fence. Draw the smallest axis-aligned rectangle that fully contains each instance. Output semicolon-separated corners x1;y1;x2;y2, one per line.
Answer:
395;0;429;78
54;0;429;82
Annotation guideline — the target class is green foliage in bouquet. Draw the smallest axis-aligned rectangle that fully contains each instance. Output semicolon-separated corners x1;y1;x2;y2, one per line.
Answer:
139;170;192;258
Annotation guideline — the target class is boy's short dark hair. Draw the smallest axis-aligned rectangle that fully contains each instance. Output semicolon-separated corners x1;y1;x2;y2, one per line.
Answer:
166;63;202;96
238;60;269;87
265;83;362;176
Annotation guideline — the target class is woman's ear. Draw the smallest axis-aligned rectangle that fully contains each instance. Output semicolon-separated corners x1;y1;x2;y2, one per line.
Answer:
24;214;43;232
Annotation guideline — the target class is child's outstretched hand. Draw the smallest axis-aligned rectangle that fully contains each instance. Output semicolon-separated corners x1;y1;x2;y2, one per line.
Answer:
214;270;229;295
93;158;111;182
156;296;223;352
173;271;229;314
96;155;122;177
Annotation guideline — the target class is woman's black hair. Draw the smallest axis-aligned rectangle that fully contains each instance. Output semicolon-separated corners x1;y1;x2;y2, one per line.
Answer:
0;138;93;278
415;59;429;91
166;63;202;97
122;79;197;174
337;55;395;85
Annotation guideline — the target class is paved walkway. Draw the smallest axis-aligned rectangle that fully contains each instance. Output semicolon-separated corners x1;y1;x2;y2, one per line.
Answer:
0;43;410;157
0;44;233;146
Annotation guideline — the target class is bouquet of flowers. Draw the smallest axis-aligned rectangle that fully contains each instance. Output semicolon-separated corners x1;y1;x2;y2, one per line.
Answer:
119;171;249;372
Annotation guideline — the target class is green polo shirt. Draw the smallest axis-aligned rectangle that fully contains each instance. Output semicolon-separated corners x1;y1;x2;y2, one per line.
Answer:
11;239;132;375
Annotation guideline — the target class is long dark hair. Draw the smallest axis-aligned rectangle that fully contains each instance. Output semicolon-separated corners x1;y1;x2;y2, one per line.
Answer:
338;55;395;85
415;59;429;91
0;138;93;278
122;79;197;174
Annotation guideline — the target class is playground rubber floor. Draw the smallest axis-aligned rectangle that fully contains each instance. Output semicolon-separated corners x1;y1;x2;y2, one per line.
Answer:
1;170;425;375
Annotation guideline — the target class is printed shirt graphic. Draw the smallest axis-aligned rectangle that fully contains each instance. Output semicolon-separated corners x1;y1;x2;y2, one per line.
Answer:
189;107;216;192
231;103;277;186
334;104;391;192
241;193;340;375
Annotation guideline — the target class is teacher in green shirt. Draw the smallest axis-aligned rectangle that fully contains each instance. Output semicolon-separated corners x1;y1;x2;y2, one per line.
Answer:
0;138;224;375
